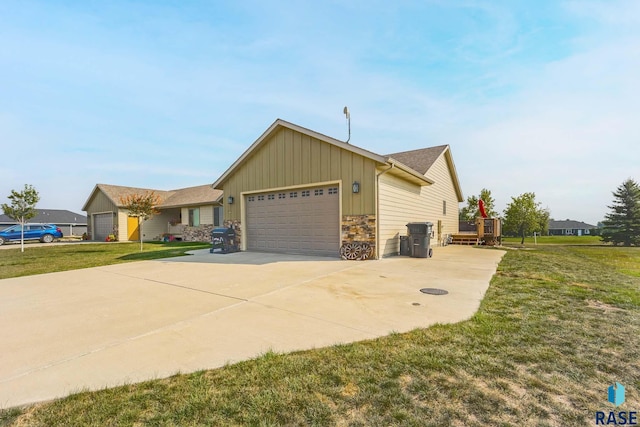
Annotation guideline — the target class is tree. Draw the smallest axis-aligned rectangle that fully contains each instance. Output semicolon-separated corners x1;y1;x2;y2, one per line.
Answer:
601;179;640;246
459;188;497;220
1;184;40;252
119;192;161;251
502;192;549;245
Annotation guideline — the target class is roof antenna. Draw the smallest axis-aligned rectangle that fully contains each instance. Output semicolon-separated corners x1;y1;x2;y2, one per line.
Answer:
343;106;351;143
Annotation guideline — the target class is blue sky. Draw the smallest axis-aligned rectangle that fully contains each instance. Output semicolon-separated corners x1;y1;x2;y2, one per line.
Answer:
1;0;638;225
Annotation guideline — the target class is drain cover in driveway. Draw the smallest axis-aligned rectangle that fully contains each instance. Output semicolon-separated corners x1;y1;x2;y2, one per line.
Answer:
420;288;448;295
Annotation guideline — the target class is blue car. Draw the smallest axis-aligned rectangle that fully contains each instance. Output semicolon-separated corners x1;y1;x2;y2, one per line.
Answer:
0;223;64;245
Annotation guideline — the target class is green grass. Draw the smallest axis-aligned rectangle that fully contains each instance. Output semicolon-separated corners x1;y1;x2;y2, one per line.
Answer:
0;241;211;280
502;235;603;245
2;246;640;426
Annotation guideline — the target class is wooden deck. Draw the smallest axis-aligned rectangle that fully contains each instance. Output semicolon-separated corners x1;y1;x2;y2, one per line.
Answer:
450;233;480;245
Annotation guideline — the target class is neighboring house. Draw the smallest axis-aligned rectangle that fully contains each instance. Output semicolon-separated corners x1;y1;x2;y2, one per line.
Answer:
548;219;597;236
82;184;223;242
212;119;463;259
0;210;87;236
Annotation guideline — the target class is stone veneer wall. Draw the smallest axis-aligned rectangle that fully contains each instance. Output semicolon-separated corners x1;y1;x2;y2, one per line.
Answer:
223;219;242;248
341;215;376;258
182;225;215;242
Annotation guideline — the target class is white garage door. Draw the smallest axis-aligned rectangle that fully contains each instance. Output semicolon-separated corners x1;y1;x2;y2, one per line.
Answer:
93;213;113;242
246;185;340;257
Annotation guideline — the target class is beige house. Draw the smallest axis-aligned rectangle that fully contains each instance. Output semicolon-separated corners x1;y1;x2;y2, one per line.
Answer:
82;184;223;242
212;119;463;259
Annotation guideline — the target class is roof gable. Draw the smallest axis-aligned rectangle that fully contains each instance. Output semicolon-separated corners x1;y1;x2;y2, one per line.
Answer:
82;184;174;211
83;183;222;211
386;145;448;175
212;118;433;189
387;145;463;202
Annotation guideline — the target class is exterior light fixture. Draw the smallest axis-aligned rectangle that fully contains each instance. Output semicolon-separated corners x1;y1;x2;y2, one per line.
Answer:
352;181;360;193
227;196;234;204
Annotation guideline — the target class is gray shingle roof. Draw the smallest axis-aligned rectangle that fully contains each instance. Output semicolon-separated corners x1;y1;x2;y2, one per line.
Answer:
386;145;449;175
83;183;222;211
95;184;175;208
548;219;597;230
0;209;87;225
160;185;223;208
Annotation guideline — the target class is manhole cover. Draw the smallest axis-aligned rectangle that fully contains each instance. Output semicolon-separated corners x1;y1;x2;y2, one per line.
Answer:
420;288;448;295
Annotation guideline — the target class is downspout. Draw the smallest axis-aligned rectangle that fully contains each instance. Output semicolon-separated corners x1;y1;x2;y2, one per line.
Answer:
375;162;395;259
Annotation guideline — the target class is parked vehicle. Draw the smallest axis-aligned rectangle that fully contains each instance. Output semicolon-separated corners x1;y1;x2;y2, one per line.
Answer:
0;224;64;245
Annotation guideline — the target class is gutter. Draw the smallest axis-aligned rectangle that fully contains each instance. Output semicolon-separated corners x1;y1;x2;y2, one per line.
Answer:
375;163;395;259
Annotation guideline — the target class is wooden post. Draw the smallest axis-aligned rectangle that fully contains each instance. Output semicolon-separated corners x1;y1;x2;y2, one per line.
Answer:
475;217;484;238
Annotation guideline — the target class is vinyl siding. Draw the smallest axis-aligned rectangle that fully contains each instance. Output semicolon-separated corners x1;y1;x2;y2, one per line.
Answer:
181;205;215;225
423;153;460;240
200;206;214;225
378;174;426;257
378;154;460;257
117;209;128;242
119;210;175;241
85;190;117;216
223;127;377;220
85;191;119;241
139;210;173;241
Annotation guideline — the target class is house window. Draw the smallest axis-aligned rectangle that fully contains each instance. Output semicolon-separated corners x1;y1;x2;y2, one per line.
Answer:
278;193;286;199
214;206;223;227
248;196;255;202
290;192;298;198
258;195;264;201
188;208;200;227
301;190;310;197
268;194;275;200
314;189;324;196
443;200;447;215
328;187;338;195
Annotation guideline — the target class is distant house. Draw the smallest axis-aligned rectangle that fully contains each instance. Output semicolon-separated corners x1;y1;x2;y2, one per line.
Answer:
548;219;597;236
0;209;87;236
82;184;223;242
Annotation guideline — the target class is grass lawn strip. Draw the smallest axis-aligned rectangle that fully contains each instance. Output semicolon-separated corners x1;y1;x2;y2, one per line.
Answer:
501;235;602;245
0;241;211;280
1;246;639;426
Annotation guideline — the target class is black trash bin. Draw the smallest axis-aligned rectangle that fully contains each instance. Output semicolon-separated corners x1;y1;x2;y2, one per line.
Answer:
210;227;238;254
406;222;433;258
399;235;410;256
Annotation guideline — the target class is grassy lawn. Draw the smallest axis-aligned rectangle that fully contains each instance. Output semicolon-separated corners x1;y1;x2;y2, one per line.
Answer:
2;246;639;426
0;241;211;280
502;235;603;245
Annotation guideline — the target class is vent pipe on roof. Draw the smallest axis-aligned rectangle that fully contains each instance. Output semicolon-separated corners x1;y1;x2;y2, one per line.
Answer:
343;106;351;144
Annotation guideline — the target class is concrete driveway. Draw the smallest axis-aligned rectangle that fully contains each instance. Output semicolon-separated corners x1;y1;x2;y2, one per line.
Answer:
0;246;504;408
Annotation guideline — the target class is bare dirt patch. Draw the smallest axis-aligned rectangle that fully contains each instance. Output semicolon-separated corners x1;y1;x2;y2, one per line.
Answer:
586;299;625;312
